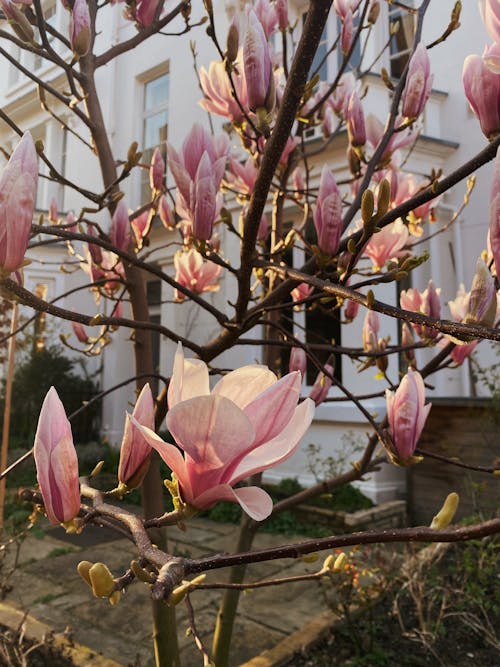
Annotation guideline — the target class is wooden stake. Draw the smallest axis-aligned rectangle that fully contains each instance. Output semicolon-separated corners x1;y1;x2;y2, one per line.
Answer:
0;303;18;534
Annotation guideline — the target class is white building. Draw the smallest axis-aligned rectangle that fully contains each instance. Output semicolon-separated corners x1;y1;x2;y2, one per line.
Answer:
0;0;497;502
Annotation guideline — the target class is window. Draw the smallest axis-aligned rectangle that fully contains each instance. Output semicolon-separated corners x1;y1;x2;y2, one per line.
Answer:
388;2;416;79
303;13;328;82
141;71;169;204
277;221;342;385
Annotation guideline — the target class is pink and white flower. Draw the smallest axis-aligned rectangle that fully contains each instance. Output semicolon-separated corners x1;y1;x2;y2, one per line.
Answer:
133;345;315;521
174;249;222;301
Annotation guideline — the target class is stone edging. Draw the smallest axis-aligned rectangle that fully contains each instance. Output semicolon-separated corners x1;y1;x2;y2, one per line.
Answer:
238;610;335;667
0;602;122;667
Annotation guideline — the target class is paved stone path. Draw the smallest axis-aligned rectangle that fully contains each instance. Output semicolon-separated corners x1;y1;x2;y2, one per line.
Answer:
3;517;329;666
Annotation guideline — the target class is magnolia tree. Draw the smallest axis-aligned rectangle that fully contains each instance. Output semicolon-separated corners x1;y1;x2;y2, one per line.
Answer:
0;0;499;665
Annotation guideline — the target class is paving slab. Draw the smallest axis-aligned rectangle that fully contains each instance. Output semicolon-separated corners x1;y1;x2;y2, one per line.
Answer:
2;518;330;666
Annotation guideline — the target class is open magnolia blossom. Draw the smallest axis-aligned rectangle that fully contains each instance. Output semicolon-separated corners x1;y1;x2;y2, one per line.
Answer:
133;344;315;521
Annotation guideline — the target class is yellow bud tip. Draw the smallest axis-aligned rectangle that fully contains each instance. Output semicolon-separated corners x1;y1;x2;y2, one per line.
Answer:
89;562;115;598
430;492;459;530
333;552;347;572
90;460;105;478
77;560;94;588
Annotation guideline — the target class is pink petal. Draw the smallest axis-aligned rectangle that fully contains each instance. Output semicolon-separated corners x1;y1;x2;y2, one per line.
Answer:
130;418;192;500
243;371;302;446
212;365;277;408
230;398;315;484
167;343;210;408
194;484;273;521
166;395;255;471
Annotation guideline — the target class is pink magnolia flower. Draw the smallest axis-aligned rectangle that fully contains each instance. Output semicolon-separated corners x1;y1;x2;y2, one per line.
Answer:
334;0;360;21
118;384;154;490
110;200;131;252
401;43;433;121
199;58;248;123
308;364;334;406
65;211;77;232
133;345;315;521
385;368;431;463
400;280;441;341
480;0;500;43
344;298;359;322
0;0;34;42
362;219;411;271
70;0;91;57
33;387;80;525
0;132;38;274
462;52;500;139
314;165;343;255
174;249;222;301
149;147;165;192
257;213;269;240
391;172;437;221
489;147;500;276
346;90;366;147
450;340;479;365
169;124;228;241
244;10;274;112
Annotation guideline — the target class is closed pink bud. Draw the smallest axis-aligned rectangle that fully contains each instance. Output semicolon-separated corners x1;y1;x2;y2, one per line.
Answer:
292;167;305;199
0;0;34;42
346;90;366;147
386;368;430;462
65;211;77;232
401;323;416;367
70;0;91;57
48;196;58;223
135;0;160;27
401;43;433;121
72;321;89;343
149;147;165;192
33;387;80;525
480;0;500;43
131;209;152;248
289;346;307;378
344;299;359;322
159;195;175;229
110;200;131;252
463;53;500;139
291;282;313;307
400;280;441;341
362;309;379;353
309;364;333;406
313;165;343;255
275;0;288;30
244;10;273;112
341;10;353;56
464;257;497;327
118;384;154;489
0;132;38;274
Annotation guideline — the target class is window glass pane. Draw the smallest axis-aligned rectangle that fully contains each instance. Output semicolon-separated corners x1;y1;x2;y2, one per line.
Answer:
144;111;168;149
145;73;169;110
389;8;415;78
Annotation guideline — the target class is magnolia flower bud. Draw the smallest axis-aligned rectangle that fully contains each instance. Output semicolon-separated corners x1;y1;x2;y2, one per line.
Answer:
244;10;274;112
463;53;500;139
70;0;91;58
313;165;343;255
149;147;165;192
464;257;497;328
401;43;433;121
289;346;307;378
430;492;459;529
0;0;34;42
308;364;334;406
